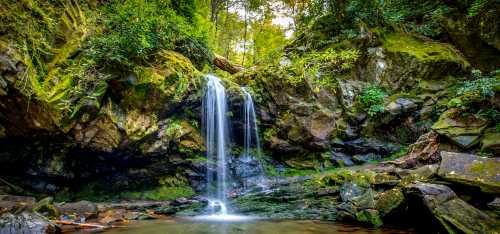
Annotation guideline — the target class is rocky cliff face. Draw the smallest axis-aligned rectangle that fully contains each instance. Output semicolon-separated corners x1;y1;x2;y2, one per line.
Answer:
0;47;210;199
236;21;498;170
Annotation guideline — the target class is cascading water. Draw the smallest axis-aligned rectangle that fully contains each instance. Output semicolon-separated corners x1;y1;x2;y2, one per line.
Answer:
240;87;267;190
202;74;230;214
197;75;258;222
242;87;262;160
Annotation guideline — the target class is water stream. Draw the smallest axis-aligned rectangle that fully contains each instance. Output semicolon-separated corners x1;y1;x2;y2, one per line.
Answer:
202;74;230;214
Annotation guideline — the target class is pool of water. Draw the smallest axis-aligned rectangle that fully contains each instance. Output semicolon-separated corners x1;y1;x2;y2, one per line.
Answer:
82;217;417;234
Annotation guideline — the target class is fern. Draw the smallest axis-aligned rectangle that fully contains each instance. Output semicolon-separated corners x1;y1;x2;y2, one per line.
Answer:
468;0;492;17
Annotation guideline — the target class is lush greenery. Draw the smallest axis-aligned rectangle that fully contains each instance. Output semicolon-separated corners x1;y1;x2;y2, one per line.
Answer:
448;70;500;122
86;0;211;70
358;85;387;117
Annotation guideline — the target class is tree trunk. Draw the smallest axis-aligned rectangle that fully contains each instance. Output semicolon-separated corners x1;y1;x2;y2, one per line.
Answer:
213;53;244;74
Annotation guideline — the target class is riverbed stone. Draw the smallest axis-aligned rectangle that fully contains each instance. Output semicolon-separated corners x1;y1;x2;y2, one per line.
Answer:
355;209;383;227
56;200;98;219
340;182;375;209
0;212;60;234
404;182;497;234
437;151;500;193
33;197;59;219
375;188;405;217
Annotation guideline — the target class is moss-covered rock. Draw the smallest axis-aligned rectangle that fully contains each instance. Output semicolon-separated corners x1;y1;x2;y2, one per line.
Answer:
439;6;500;71
437;151;500;194
375;188;405;217
355;209;383;227
432;109;489;148
32;197;59;219
404;182;498;234
374;33;469;92
480;128;500;155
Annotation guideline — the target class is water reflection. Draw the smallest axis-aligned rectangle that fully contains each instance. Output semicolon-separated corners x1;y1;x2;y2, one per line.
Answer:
93;218;417;234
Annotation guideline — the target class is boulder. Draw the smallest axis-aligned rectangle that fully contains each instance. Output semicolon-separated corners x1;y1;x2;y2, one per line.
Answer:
375;188;405;217
387;131;440;169
97;209;125;225
33;197;59;219
329;151;355;167
377;33;469;92
488;197;500;212
332;138;400;156
386;98;418;115
437;151;500;193
340;182;375;209
0;212;60;234
404;182;497;234
355;209;383;227
56;200;98;219
480;128;500;155
352;153;380;164
432;109;488;148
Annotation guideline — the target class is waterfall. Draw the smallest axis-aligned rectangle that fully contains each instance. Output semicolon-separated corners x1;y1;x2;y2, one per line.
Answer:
199;75;262;221
240;87;267;191
202;74;229;214
242;87;262;160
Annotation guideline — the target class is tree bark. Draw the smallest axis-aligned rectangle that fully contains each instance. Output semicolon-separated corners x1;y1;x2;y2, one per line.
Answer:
213;53;244;74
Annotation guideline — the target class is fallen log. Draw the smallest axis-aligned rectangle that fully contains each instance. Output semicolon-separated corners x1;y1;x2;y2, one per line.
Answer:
55;220;107;229
213;53;244;74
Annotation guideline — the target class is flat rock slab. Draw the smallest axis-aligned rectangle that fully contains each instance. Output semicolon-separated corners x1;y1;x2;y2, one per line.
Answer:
432;110;488;148
438;151;500;193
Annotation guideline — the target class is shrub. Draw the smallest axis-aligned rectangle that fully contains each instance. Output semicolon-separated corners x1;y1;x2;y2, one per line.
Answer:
358;85;387;117
447;70;499;111
284;47;360;89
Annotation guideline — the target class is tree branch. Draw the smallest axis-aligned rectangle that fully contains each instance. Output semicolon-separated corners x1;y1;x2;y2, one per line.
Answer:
213;53;244;74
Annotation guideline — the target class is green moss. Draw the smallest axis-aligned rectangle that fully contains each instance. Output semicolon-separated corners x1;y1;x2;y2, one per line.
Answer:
316;168;376;188
121;186;194;201
355;209;383;227
381;33;470;68
468;160;498;180
284;168;319;177
375;188;405;216
382;33;470;68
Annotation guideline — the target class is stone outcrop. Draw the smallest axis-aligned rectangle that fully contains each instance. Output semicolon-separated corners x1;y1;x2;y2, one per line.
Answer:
437;151;500;194
432;109;489;149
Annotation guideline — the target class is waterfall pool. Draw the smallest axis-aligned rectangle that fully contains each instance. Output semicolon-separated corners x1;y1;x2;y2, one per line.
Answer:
90;218;417;234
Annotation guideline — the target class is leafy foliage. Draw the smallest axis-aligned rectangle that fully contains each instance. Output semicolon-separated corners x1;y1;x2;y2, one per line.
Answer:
284;47;360;89
358;85;387;117
447;70;499;112
85;0;211;69
0;0;104;117
468;0;492;17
